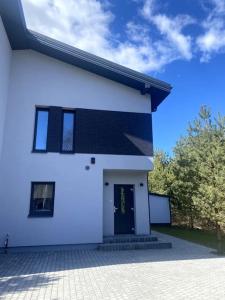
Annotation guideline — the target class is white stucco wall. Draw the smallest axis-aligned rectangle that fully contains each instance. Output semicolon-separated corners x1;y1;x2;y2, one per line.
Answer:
8;50;151;113
149;194;171;224
103;171;150;236
0;17;11;162
0;49;152;247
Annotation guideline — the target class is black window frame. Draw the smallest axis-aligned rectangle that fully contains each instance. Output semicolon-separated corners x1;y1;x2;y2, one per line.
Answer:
60;110;76;154
33;107;49;153
28;182;55;218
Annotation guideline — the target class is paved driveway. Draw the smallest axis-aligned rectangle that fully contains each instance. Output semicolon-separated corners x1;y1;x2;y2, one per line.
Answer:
0;232;224;300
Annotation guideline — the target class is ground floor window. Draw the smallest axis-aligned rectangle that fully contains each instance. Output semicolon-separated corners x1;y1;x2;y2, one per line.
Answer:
29;182;55;217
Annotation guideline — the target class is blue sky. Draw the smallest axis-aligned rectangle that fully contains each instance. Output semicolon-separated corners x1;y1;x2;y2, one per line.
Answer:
22;0;225;154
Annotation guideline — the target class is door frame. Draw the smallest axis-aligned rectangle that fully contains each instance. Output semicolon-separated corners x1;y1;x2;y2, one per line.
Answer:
114;184;136;235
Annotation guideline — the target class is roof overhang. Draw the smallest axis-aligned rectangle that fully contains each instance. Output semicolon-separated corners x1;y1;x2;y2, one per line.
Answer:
0;0;172;112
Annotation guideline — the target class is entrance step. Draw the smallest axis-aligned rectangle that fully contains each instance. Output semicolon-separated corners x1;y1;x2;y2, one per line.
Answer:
98;234;172;251
103;235;158;244
98;241;172;251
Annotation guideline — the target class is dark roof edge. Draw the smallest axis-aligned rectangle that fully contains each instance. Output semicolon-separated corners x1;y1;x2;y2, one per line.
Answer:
29;30;172;92
0;0;29;49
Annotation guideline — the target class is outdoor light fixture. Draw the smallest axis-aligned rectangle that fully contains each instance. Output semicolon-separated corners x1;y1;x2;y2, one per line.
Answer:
105;182;109;186
91;157;95;164
140;183;144;187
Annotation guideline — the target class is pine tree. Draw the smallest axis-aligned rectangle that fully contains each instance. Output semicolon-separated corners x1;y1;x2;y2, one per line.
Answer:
188;107;225;253
149;107;225;253
148;150;173;195
171;137;201;228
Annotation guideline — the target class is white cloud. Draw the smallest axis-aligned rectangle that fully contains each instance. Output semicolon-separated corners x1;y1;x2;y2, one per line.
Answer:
22;0;113;54
21;0;225;73
141;0;195;60
22;0;197;74
197;0;225;61
211;0;225;13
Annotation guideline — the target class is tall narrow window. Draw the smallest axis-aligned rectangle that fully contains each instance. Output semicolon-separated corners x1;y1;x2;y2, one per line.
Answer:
29;182;55;217
33;108;49;152
61;111;75;153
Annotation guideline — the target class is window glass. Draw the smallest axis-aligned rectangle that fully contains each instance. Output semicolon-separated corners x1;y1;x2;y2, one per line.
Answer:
34;109;48;151
29;183;55;217
62;112;75;152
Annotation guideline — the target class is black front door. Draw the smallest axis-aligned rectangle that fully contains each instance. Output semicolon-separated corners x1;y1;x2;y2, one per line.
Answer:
114;184;135;234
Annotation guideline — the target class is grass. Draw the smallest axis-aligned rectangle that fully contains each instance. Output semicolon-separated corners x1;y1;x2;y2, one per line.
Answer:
152;225;225;250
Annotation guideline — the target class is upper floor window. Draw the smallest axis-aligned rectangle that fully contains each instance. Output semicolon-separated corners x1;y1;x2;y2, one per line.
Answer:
29;182;55;217
61;111;75;153
33;108;49;152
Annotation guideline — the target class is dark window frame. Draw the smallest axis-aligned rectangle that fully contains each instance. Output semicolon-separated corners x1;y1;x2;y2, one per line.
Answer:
60;110;76;154
32;107;49;153
28;182;55;218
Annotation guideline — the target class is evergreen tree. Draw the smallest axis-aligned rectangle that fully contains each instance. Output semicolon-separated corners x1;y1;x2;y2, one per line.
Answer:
148;150;173;195
149;106;225;253
171;137;201;228
188;106;225;253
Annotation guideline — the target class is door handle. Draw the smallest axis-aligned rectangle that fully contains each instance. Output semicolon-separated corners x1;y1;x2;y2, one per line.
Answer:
131;207;134;210
114;206;118;213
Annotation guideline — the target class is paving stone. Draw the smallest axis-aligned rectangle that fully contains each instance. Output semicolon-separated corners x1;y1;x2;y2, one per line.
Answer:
0;231;224;300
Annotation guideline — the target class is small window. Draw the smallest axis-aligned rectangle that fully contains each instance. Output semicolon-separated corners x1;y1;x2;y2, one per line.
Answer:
61;111;75;152
33;108;49;152
29;182;55;217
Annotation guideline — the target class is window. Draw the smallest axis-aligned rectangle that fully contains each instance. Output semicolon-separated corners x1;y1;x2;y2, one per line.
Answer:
33;108;49;152
29;182;55;217
61;111;75;152
32;107;76;153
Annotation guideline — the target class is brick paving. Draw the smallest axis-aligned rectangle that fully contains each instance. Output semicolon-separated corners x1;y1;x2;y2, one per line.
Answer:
0;231;225;300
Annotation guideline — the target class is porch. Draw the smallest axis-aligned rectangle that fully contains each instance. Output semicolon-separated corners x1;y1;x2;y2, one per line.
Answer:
103;170;151;237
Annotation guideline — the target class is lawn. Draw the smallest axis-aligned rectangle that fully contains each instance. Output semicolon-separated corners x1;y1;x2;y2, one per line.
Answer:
152;225;225;250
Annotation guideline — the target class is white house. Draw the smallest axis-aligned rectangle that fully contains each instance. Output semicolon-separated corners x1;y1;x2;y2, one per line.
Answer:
0;0;171;248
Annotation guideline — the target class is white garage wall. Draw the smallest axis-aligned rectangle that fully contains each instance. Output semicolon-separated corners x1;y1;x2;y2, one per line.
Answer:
0;17;11;162
103;171;150;236
149;194;171;224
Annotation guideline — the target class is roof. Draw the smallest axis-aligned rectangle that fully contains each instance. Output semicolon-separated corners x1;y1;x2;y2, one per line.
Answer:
0;0;172;112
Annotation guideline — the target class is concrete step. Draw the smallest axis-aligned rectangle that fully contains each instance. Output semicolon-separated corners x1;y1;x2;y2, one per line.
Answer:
103;235;158;244
98;241;172;251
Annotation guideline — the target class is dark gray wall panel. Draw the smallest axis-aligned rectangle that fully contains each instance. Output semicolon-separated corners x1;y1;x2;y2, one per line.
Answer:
47;107;62;152
75;109;153;156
